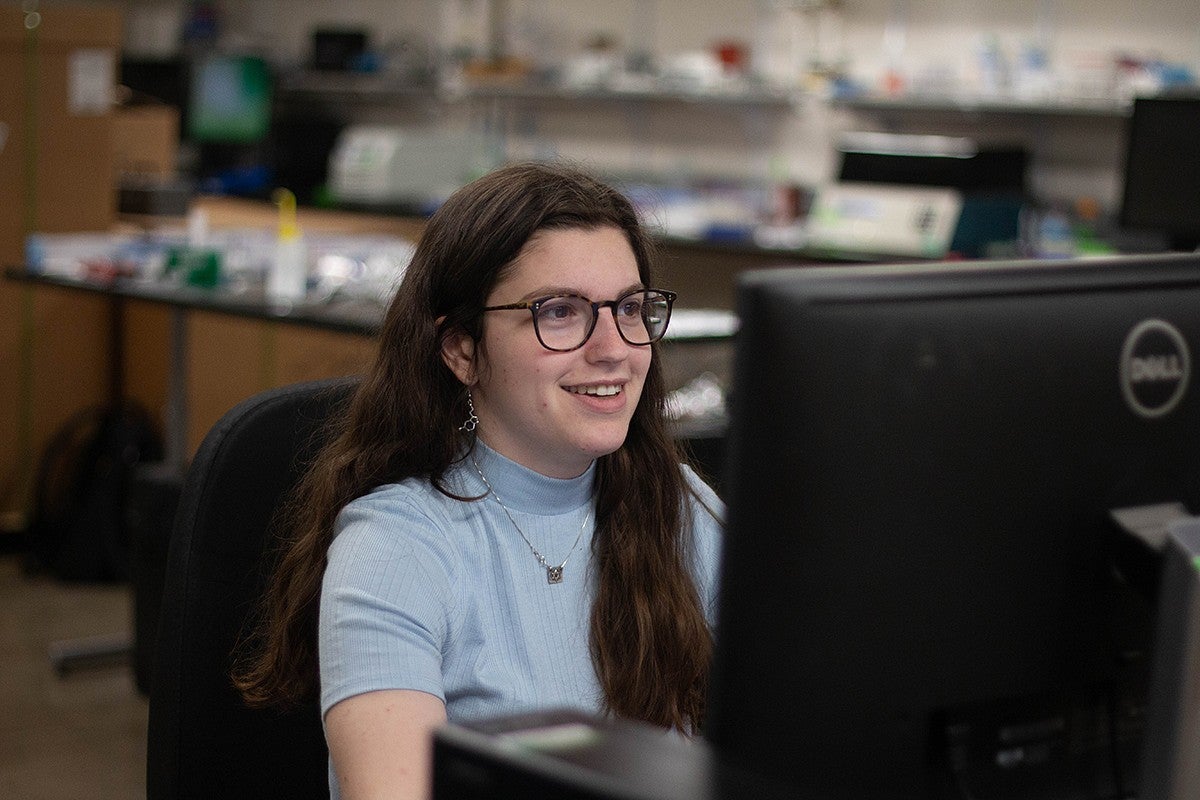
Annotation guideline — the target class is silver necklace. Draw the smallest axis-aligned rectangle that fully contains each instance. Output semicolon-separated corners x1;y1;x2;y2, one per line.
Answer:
472;456;591;585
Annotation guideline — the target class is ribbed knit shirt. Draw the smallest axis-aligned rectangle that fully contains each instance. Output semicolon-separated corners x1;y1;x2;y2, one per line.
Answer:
318;441;724;797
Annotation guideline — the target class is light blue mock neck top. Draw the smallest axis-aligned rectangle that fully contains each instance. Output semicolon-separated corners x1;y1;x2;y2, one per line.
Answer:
318;441;724;797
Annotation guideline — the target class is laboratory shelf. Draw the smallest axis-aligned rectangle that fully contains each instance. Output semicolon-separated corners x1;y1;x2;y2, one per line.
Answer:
277;69;800;112
832;93;1132;118
451;80;799;109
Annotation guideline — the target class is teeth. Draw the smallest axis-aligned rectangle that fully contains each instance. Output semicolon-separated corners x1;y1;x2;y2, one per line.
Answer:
569;384;621;397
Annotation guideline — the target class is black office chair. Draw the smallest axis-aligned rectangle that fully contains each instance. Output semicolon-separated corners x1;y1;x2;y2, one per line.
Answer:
147;376;360;800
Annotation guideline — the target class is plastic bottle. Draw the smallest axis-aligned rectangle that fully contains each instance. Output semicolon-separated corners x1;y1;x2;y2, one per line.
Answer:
266;188;307;301
1034;205;1075;259
166;208;221;288
975;33;1009;97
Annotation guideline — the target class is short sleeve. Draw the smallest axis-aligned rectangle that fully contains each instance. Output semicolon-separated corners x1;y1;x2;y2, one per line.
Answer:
318;486;460;717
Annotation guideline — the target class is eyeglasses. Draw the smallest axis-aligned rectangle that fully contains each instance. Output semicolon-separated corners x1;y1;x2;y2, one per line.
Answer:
482;288;677;352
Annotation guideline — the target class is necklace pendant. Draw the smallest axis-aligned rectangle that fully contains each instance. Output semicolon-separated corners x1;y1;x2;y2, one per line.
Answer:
547;565;564;584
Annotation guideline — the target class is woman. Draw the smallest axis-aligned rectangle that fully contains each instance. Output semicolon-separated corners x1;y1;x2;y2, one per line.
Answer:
234;161;724;799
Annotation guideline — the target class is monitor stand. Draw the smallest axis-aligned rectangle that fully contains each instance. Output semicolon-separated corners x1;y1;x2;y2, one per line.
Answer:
1139;516;1200;800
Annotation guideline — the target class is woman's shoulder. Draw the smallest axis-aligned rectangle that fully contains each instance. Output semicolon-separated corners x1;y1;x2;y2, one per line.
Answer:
679;463;725;522
331;477;475;564
344;477;448;512
342;468;481;521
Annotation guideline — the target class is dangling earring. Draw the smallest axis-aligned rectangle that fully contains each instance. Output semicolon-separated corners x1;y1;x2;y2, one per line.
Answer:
459;390;479;433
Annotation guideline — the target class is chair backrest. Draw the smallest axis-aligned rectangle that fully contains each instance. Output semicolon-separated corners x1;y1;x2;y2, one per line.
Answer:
147;377;359;800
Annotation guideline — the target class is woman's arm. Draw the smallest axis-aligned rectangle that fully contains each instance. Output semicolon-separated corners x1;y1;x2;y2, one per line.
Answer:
325;688;448;800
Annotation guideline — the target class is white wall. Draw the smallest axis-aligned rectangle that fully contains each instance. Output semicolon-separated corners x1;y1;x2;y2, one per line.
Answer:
114;0;1200;211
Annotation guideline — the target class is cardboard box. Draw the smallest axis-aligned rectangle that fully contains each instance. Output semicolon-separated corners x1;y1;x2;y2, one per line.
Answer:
0;4;123;523
113;104;179;178
0;4;121;260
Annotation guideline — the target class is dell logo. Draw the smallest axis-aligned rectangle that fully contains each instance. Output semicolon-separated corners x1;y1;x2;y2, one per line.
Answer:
1130;354;1185;383
1120;319;1191;418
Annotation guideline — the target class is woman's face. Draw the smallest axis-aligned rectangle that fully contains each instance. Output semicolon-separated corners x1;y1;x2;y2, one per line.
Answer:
444;225;653;478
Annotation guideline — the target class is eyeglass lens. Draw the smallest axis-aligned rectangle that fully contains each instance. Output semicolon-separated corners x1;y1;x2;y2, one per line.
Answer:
535;290;672;350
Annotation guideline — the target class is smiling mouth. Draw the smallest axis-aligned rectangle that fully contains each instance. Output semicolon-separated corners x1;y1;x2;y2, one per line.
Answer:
565;384;622;397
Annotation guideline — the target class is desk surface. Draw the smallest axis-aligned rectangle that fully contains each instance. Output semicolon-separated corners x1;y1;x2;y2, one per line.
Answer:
137;195;898;312
5;267;385;336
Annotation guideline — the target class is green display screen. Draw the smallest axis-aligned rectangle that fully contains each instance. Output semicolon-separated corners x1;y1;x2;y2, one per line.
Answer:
187;55;271;143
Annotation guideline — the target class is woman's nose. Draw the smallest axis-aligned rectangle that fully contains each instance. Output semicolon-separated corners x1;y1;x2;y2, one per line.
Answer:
584;309;629;359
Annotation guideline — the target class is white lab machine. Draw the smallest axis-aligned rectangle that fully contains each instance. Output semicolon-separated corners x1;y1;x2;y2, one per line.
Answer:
327;125;493;210
805;182;964;258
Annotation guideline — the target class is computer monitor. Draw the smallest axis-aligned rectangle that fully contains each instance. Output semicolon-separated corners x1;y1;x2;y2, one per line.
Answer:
184;54;274;193
1119;95;1200;252
708;253;1200;799
837;133;1027;194
186;54;272;144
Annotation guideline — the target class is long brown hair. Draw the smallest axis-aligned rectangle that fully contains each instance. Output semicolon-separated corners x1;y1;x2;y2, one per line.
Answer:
233;161;712;731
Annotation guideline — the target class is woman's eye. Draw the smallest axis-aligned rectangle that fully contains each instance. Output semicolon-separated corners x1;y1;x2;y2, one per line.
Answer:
618;299;642;317
539;300;578;323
